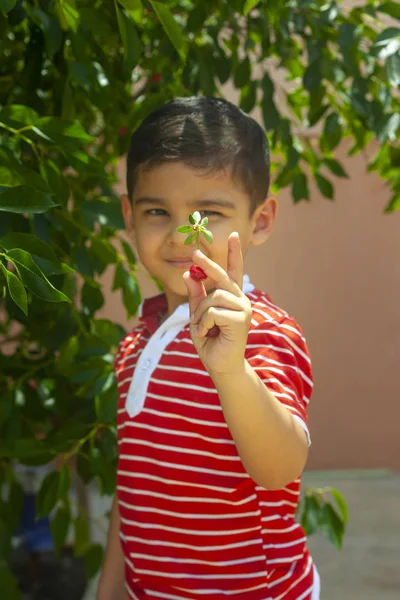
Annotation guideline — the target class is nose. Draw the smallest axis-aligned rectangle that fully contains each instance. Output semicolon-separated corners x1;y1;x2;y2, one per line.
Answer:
166;217;190;246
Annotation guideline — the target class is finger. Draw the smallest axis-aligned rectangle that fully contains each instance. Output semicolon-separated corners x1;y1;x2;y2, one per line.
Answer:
192;250;242;297
183;270;207;315
191;289;244;325
227;232;243;289
194;307;245;338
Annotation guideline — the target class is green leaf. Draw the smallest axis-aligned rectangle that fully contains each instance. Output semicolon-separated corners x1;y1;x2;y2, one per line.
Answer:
50;505;70;553
377;113;400;143
378;2;400;19
301;494;322;535
36;471;61;518
0;186;58;214
189;213;196;225
0;232;70;269
239;80;258;114
202;229;213;245
320;503;345;549
200;217;208;227
321;113;343;152
82;198;125;230
116;6;141;72
34;117;94;146
330;488;349;523
315;173;334;199
54;0;80;32
31;8;63;56
59;464;71;497
303;61;322;92
112;263;141;318
40;161;70;207
261;73;279;130
323;158;348;178
0;564;19;600
374;28;400;58
234;58;251;88
96;378;118;423
73;513;90;557
150;1;186;61
184;232;197;245
385;193;400;212
243;0;259;16
0;164;53;193
84;543;104;580
0;264;28;315
386;53;400;86
292;173;309;202
5;248;71;303
192;211;201;224
82;281;104;315
118;0;142;9
177;225;193;234
0;104;38;129
91;237;118;265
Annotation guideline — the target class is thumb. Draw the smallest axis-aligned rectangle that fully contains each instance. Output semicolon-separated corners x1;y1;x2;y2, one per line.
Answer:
183;271;207;316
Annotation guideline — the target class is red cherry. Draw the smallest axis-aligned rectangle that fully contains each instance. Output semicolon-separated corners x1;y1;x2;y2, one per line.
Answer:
189;265;207;281
119;126;128;136
151;73;162;83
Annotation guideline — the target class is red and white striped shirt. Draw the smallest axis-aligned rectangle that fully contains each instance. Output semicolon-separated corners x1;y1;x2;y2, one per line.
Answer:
115;287;318;599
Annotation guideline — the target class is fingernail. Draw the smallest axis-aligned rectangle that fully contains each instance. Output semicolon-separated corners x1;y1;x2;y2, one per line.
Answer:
194;249;205;259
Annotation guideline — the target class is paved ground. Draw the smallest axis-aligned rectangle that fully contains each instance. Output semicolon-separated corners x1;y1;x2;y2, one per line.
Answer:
84;470;400;599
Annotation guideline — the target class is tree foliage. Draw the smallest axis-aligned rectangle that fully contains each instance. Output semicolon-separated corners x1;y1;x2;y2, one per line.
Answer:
2;0;397;593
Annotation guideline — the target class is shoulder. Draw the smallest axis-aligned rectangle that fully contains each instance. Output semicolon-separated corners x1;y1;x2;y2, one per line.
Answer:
114;324;148;373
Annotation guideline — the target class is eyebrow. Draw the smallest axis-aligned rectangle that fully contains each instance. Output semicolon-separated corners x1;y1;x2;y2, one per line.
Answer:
134;197;236;210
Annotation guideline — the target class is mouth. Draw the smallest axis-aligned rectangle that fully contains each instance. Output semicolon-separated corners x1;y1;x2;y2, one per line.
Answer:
166;259;194;270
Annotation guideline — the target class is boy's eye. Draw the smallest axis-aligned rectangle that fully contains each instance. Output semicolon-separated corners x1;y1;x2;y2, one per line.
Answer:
199;210;222;217
146;208;168;216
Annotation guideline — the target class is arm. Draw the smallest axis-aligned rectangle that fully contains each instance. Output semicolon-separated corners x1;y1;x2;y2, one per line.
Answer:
96;496;127;600
184;234;310;491
210;360;309;490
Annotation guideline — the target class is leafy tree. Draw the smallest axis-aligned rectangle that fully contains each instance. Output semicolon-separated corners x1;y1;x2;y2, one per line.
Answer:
1;0;397;594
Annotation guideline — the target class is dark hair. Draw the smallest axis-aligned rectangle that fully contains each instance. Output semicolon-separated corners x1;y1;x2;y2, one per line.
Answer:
126;96;270;213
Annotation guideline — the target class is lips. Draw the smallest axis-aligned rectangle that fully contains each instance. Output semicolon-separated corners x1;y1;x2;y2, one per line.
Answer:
166;258;194;269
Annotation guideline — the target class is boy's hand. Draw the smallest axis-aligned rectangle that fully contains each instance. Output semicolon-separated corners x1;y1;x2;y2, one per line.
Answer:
183;232;252;376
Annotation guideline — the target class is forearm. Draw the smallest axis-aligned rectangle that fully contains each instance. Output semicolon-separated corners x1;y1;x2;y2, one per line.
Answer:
211;360;309;490
97;496;127;600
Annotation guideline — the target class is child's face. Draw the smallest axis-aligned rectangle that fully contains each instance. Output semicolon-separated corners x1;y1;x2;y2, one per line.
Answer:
122;162;276;312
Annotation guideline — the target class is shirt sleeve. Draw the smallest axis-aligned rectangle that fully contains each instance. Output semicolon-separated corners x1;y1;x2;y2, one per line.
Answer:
245;317;313;446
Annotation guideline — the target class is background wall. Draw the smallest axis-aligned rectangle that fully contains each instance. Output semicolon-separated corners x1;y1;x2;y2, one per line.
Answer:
99;140;400;471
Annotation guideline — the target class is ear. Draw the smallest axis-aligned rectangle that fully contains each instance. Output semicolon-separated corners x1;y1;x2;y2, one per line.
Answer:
121;194;135;235
250;197;278;246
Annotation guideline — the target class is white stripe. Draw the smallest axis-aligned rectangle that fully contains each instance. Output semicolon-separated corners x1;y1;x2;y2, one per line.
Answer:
150;377;218;394
119;500;260;520
259;499;297;508
163;349;199;358
120;519;261;537
268;554;303;564
276;554;313;599
250;356;312;387
119;454;248;478
121;438;240;461
133;567;267;580
130;552;265;567
125;535;262;552
175;581;269;595
262;523;300;534
246;344;292;355
157;363;208;377
121;420;235;445
125;581;139;600
146;391;221;411
118;486;257;506
268;561;296;587
251;326;311;365
118;470;233;493
142;407;228;428
263;536;306;549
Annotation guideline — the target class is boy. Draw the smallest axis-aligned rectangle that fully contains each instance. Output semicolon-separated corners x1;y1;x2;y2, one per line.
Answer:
97;97;320;600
